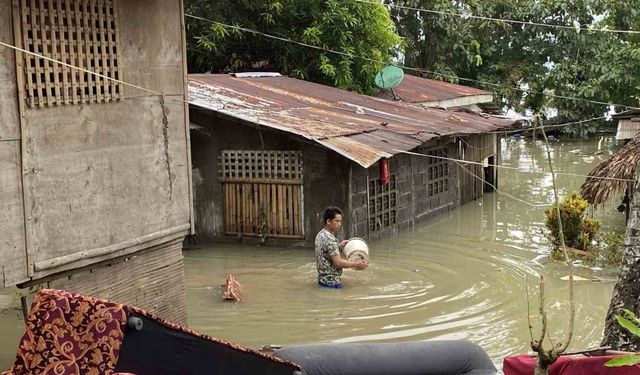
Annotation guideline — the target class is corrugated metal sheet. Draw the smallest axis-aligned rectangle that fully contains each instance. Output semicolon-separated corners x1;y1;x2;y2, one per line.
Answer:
378;74;492;104
616;119;640;140
188;74;515;167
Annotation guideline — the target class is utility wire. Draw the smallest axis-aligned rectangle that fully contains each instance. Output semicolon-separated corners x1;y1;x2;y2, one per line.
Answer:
453;157;549;207
0;28;632;184
0;40;189;107
185;14;640;111
355;0;640;35
488;116;609;134
396;149;635;182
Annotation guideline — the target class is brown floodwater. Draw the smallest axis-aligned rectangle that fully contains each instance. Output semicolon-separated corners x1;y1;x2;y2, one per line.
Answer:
0;136;627;369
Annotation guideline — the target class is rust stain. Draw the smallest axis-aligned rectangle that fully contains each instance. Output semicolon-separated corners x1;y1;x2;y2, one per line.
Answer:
378;74;492;103
188;74;515;167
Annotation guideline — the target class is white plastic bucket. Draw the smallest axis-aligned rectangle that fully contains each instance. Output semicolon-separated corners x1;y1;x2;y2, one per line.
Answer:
342;237;369;262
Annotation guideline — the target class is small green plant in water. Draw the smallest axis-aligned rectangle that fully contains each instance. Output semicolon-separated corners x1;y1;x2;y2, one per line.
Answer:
596;232;625;265
544;193;599;261
605;309;640;367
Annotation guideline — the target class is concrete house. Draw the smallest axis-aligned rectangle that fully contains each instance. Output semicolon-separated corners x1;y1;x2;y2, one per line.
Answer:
188;73;515;245
0;0;192;323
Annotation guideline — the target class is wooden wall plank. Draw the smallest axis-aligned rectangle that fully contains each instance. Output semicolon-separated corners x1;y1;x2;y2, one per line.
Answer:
223;183;229;233
293;186;299;235
46;239;187;324
252;183;258;234
72;0;84;103
89;1;102;102
20;0;34;107
271;183;276;235
287;185;293;235
82;1;93;102
98;0;109;100
46;0;61;105
230;183;237;233
241;183;247;233
55;0;70;104
30;0;44;106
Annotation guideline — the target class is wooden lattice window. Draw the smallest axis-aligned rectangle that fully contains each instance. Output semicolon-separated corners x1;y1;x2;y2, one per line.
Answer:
18;0;122;107
219;150;303;181
427;149;449;197
218;151;304;239
368;175;397;232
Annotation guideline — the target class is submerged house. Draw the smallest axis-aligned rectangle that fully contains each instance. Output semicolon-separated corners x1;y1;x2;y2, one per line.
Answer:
0;0;192;323
189;73;515;245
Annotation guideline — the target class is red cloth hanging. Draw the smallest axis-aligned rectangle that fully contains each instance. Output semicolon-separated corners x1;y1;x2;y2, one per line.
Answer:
503;354;640;375
379;158;390;185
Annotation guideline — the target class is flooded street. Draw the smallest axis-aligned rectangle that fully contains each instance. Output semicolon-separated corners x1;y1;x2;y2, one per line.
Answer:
0;136;627;368
183;136;625;362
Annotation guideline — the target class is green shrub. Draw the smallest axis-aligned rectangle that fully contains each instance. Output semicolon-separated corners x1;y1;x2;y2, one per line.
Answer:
598;231;624;265
544;193;599;260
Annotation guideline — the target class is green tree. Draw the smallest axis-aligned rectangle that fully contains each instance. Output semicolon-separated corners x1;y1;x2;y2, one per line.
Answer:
185;0;402;94
386;0;640;134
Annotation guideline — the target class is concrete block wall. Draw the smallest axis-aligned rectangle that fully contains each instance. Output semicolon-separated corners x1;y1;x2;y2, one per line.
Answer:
349;140;459;242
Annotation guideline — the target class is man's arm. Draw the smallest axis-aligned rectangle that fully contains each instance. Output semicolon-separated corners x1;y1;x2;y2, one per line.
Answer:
330;254;368;270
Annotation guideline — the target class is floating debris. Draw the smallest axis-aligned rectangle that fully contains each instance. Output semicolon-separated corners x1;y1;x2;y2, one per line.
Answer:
222;274;241;302
560;275;590;281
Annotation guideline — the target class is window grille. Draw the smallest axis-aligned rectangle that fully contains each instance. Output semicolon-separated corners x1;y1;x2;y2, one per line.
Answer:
427;149;450;197
18;0;122;107
219;150;303;182
368;175;397;232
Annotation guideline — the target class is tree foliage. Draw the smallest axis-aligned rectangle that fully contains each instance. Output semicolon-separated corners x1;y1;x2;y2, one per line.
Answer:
185;0;402;94
387;0;640;133
185;1;640;133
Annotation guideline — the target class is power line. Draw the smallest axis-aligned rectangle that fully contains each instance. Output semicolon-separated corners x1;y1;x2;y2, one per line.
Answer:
396;149;635;183
453;157;549;207
185;14;640;111
355;0;640;35
0;35;629;185
0;40;188;107
488;116;609;134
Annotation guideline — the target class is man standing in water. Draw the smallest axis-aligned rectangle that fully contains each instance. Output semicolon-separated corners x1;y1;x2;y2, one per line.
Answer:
316;206;368;288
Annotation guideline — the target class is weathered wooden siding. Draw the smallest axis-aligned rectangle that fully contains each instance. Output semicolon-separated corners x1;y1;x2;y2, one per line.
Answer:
458;133;497;205
2;0;192;281
46;238;187;324
0;0;28;287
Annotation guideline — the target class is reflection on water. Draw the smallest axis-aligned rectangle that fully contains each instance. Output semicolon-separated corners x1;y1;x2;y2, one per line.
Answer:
0;137;628;368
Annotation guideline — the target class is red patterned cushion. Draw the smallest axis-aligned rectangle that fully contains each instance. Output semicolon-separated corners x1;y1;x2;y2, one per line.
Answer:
7;289;127;375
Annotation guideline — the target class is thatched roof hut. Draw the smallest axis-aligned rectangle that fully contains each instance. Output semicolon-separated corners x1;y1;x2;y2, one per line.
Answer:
580;135;640;206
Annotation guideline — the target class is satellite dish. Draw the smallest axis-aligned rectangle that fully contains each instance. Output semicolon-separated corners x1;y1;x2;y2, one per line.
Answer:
375;66;404;89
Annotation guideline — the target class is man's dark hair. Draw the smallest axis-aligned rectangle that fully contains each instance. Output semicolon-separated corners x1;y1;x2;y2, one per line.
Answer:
323;206;343;224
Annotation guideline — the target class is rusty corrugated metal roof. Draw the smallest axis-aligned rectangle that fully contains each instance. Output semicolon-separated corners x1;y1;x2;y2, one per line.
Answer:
378;74;493;104
188;74;515;167
616;119;640;140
